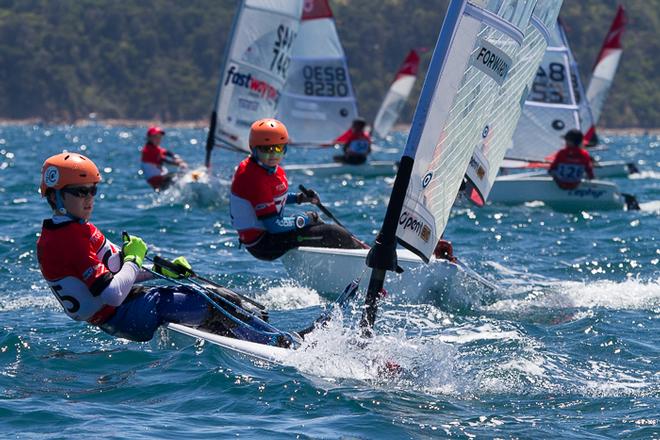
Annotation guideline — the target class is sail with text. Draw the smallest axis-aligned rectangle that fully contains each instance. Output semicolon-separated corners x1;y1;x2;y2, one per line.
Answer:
584;5;626;146
361;0;563;329
463;13;568;205
372;49;421;139
502;18;592;171
204;0;303;164
275;0;358;145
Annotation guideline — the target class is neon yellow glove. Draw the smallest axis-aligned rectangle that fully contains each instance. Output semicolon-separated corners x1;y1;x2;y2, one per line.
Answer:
154;256;192;279
122;235;147;268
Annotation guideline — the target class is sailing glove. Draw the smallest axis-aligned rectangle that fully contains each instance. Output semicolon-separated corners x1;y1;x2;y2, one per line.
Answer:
122;235;148;268
154;256;193;279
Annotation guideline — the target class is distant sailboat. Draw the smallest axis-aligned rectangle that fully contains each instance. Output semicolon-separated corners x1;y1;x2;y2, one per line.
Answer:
487;17;637;212
372;49;421;140
276;0;358;145
500;17;633;179
204;0;303;166
584;4;626;146
504;20;592;170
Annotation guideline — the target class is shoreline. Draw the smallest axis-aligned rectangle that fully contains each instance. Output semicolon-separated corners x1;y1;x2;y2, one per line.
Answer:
1;118;659;135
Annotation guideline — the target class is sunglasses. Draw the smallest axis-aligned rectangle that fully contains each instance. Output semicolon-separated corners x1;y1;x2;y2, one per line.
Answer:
62;186;98;198
256;144;286;154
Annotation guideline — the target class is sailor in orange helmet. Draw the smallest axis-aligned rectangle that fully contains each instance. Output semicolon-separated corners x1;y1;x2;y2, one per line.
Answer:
37;152;268;342
230;118;363;261
140;126;188;191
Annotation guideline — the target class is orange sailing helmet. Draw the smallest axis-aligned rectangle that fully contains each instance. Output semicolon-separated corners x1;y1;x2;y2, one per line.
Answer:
249;118;289;148
40;152;101;196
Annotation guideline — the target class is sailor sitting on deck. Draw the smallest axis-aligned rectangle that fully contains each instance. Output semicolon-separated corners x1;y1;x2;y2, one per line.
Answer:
140;126;188;191
37;153;273;343
548;129;595;190
230;118;363;261
332;117;372;165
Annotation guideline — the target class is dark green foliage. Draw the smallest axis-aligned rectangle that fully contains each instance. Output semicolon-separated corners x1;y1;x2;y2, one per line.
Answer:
0;0;656;127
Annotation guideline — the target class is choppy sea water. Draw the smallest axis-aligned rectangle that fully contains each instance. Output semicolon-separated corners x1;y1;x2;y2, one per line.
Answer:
0;124;658;439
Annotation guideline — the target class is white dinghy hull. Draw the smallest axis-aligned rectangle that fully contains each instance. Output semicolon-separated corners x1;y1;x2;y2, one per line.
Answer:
281;247;479;304
167;323;290;364
593;160;637;178
488;173;626;210
500;160;636;179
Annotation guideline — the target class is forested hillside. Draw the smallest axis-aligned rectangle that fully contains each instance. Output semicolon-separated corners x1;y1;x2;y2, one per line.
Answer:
0;0;657;127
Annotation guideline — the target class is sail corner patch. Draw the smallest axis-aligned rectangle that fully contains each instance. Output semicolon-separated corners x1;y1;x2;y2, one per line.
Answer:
471;40;512;85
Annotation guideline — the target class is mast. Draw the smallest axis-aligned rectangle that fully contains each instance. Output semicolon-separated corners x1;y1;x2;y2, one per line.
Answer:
360;0;467;331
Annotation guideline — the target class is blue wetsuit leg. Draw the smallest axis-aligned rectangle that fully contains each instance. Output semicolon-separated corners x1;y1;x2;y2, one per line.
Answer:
100;286;209;342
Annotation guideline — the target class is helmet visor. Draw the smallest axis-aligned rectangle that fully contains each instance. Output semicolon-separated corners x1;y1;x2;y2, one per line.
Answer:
256;144;286;155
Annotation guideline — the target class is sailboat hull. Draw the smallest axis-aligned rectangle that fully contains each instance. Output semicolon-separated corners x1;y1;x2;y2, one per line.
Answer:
593;160;637;178
281;247;482;305
167;323;290;364
488;173;626;210
500;160;635;179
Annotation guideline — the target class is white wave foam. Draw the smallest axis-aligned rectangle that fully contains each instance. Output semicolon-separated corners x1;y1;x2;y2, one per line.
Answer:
485;278;660;313
640;200;660;213
139;168;230;209
439;323;524;344
255;285;323;310
630;170;660;180
0;293;57;312
284;316;458;391
561;279;660;310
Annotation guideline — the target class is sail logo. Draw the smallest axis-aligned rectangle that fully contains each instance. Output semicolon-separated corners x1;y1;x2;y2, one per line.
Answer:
422;172;433;188
224;65;279;102
469;155;486;180
471;40;512;85
398;211;432;243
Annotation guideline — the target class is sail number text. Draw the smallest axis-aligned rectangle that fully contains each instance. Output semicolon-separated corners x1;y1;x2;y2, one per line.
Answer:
303;65;349;97
530;62;568;104
271;24;296;78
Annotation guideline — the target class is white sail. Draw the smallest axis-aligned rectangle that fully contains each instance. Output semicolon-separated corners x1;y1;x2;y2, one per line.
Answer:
275;0;358;145
372;49;421;139
506;19;587;165
585;5;625;144
464;14;565;204
395;0;563;261
208;0;303;153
